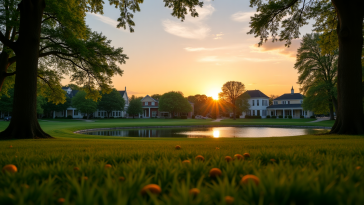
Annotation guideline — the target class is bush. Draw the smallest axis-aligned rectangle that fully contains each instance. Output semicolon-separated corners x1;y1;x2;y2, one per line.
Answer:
173;116;181;119
192;115;195;119
288;115;292;119
278;115;283;118
67;115;73;119
245;116;262;119
300;115;304;118
82;116;87;119
266;115;271;118
310;115;316;119
271;115;277;119
284;115;288;118
181;116;188;119
236;114;240;118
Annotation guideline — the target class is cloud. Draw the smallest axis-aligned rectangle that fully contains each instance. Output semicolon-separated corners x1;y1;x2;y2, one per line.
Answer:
250;39;301;58
162;3;215;39
184;44;246;52
197;55;287;63
162;20;210;39
213;33;224;40
231;11;257;22
88;13;119;28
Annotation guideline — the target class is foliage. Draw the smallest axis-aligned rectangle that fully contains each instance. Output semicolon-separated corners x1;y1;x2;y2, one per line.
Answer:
159;91;192;114
97;89;125;117
127;95;143;118
219;81;246;119
269;95;279;106
42;96;72;115
295;33;338;116
236;92;251;114
187;94;214;116
0;88;13;113
36;96;47;115
151;94;162;100
71;91;98;118
245;115;262;119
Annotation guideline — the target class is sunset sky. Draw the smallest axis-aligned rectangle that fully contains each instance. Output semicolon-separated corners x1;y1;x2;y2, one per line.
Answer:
62;0;314;98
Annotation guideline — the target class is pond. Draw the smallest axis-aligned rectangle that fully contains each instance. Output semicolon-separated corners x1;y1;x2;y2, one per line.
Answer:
83;127;329;138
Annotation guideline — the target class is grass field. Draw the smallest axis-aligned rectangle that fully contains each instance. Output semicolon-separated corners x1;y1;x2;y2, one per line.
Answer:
1;119;363;205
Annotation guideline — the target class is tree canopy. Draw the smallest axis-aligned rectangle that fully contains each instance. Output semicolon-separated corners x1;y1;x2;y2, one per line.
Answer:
219;81;246;120
97;89;125;118
295;33;338;119
71;91;98;119
127;95;143;118
159;91;192;115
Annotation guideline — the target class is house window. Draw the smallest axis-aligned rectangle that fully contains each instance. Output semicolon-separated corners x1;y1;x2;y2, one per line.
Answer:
262;110;267;116
257;110;260;116
252;110;255;116
252;100;255;106
274;101;278;105
74;110;78;115
257;100;260;106
152;102;155;106
152;111;157;117
288;101;290;104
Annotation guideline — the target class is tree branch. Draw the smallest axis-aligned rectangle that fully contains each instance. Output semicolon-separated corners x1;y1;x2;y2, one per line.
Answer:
0;31;16;50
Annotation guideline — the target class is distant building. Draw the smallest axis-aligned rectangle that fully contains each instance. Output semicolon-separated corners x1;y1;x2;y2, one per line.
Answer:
139;95;194;118
53;87;129;118
241;90;270;118
266;87;313;118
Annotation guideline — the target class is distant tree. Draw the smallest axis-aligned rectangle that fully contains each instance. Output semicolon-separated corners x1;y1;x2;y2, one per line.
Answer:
98;89;125;118
236;92;251;115
219;81;246;120
151;94;162;100
72;91;98;119
187;94;209;116
0;88;13;115
159;91;192;116
269;95;279;106
36;96;46;115
127;95;143;119
42;96;72;118
295;33;338;120
302;81;335;115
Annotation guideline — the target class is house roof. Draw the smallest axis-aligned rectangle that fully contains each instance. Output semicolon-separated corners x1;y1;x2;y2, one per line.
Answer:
274;93;303;100
141;95;159;102
267;104;303;109
118;91;126;97
246;90;269;98
66;90;79;98
62;86;69;90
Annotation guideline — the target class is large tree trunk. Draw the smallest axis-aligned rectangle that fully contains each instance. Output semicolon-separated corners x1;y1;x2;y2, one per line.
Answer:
330;0;364;134
0;52;10;91
0;0;51;139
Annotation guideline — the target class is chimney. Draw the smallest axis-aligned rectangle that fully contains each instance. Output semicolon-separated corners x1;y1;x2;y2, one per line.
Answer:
125;86;126;91
291;86;294;94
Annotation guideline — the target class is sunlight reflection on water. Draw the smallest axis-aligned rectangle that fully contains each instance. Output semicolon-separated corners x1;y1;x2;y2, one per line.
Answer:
84;127;329;138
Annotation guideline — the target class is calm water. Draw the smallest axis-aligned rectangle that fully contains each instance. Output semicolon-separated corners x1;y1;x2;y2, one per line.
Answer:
83;127;328;138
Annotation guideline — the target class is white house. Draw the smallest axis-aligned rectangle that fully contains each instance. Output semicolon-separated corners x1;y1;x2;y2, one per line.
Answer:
241;90;270;118
266;87;314;118
53;87;129;119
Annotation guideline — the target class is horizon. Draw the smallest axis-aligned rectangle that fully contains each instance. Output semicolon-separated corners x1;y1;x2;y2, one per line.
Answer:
61;0;314;98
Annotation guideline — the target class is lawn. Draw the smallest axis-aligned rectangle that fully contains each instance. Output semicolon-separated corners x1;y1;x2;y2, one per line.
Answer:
1;119;363;205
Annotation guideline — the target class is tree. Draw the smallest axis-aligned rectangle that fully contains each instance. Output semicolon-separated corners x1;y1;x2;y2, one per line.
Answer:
295;33;338;120
42;96;71;118
219;81;246;120
151;94;162;100
36;95;46;115
127;95;143;119
71;91;98;119
302;81;336;115
0;0;203;139
236;92;251;115
159;91;192;117
248;0;364;134
98;89;125;118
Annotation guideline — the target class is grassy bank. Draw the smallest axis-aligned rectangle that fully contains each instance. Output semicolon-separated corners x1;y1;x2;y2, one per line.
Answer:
0;135;363;205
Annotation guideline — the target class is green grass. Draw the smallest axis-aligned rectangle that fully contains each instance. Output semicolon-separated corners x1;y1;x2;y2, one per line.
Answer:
1;119;363;205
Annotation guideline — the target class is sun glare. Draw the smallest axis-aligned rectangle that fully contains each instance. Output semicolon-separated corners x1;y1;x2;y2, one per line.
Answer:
212;93;219;100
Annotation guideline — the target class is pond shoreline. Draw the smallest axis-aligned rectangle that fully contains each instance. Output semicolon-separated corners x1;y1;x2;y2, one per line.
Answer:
74;124;332;134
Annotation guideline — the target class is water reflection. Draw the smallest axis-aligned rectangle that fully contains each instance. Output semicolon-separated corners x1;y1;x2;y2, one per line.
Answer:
84;127;329;138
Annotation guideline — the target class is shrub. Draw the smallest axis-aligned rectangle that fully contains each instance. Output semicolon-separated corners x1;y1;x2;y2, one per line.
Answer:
82;116;87;119
266;115;271;118
192;115;195;119
310;115;316;119
284;115;288;118
288;115;292;119
300;115;304;118
245;116;262;119
278;115;283;118
173;116;181;119
181;116;188;119
67;115;73;119
236;114;240;118
271;115;277;119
